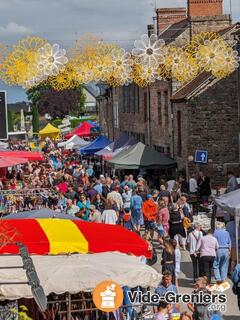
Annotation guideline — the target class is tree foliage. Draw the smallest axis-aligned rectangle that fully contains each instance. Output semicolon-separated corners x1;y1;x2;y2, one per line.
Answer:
7;110;14;132
26;84;86;119
32;104;39;133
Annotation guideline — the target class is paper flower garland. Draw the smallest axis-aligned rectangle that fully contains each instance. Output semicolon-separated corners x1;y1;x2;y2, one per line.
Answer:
0;32;239;90
132;34;166;67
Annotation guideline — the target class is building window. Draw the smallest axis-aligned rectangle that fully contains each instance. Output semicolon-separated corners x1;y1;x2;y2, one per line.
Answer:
177;110;182;157
123;87;128;113
157;92;162;125
123;84;139;113
144;92;147;123
135;86;139;113
104;98;108;118
113;101;119;128
164;91;169;125
130;84;135;113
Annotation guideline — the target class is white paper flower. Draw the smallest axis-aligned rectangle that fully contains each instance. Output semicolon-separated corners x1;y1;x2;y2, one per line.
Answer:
118;69;132;86
111;48;133;72
37;43;68;77
132;34;166;67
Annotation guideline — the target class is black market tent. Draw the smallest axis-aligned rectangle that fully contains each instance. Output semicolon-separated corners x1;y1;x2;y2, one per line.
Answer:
107;142;176;169
213;189;240;261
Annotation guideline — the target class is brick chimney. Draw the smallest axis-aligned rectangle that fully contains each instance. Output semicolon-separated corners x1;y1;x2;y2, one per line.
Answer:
156;8;187;34
188;0;223;17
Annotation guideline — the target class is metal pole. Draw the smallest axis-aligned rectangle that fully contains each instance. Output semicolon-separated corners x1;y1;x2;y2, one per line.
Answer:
147;85;151;146
67;293;71;320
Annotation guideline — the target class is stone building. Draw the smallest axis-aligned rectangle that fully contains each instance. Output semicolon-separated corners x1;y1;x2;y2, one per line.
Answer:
97;0;240;185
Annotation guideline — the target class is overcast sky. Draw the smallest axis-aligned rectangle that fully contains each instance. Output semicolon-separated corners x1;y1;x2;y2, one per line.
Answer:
0;0;239;102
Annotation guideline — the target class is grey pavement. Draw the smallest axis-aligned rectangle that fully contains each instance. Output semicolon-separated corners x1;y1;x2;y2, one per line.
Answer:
151;241;240;319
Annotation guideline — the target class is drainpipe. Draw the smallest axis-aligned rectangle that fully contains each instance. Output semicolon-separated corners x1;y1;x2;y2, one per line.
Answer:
147;85;151;146
234;34;240;165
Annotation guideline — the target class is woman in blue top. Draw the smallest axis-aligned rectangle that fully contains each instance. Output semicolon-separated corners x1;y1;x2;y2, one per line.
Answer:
130;189;143;232
77;194;91;221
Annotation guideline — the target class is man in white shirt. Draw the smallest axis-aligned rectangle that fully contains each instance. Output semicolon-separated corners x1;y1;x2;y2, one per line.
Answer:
107;184;123;211
189;174;198;194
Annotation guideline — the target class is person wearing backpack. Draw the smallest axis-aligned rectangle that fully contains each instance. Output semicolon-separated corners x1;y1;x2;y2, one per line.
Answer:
187;223;203;282
232;263;240;310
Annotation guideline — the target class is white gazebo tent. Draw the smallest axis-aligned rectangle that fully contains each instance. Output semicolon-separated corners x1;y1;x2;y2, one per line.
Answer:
213;189;240;261
0;252;161;300
57;135;89;150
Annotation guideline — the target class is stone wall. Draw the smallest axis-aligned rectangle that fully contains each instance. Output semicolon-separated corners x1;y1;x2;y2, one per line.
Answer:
172;71;240;186
104;81;173;155
190;15;231;34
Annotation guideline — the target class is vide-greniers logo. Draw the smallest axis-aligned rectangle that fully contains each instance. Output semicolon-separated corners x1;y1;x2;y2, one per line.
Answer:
93;280;124;312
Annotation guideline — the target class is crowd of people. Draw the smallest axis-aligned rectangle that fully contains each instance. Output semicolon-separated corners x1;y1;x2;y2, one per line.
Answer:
1;138;240;320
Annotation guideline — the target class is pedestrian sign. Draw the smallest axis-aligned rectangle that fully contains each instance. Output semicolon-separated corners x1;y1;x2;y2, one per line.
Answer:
195;150;208;164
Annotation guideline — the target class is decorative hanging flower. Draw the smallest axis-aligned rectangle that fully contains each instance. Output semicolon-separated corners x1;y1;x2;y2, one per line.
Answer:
1;36;47;86
185;32;222;57
37;43;68;77
132;34;166;66
212;47;239;79
131;62;158;87
111;48;133;72
195;39;227;72
172;54;199;83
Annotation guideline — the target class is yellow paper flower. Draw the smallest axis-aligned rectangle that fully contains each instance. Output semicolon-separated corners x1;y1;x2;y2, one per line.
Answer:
1;36;47;86
131;61;158;87
132;34;166;67
185;32;222;57
47;62;81;90
172;54;199;83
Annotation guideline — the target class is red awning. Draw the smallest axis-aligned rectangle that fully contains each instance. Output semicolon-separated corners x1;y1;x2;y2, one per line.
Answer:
65;122;94;139
0;151;44;161
0;157;28;168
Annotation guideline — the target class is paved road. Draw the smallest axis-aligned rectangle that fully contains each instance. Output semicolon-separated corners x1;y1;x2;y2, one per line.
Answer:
152;242;240;319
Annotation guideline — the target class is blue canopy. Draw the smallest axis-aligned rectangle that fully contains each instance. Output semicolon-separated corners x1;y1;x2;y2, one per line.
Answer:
80;135;112;155
87;120;100;128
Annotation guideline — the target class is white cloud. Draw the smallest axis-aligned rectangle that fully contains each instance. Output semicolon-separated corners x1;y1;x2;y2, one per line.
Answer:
0;22;31;35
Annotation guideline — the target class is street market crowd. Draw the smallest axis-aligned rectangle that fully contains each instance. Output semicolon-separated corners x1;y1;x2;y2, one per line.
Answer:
1;138;240;320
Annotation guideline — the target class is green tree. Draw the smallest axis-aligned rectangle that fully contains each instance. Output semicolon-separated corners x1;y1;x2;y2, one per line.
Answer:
7;110;14;132
32;104;40;133
76;86;87;116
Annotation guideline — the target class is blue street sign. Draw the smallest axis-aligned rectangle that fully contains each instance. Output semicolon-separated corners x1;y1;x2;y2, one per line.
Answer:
195;150;208;164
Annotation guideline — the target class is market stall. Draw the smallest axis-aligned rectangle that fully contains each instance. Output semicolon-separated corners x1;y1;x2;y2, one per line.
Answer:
0;151;44;161
57;134;89;150
95;133;137;160
65;121;100;139
39;123;60;140
2;208;81;220
214;189;240;261
0;157;28;168
107;142;176;169
0;252;160;300
0;219;152;257
80;135;112;155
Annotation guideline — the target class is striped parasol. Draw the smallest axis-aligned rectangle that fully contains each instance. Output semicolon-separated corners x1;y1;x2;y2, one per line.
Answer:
0;219;152;258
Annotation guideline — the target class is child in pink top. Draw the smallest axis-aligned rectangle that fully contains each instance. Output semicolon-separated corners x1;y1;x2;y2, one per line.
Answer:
158;199;170;236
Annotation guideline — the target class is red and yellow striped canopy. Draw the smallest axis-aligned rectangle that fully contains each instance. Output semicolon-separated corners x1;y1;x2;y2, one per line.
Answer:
0;219;151;258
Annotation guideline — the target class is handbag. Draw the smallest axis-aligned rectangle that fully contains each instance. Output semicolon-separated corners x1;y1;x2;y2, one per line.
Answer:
232;283;239;295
